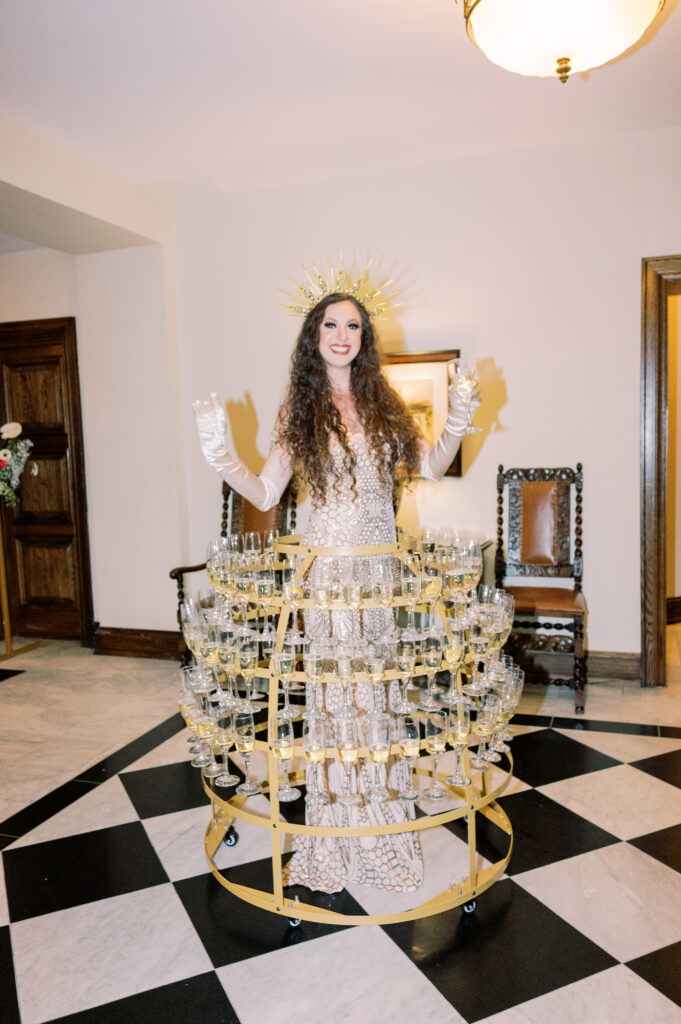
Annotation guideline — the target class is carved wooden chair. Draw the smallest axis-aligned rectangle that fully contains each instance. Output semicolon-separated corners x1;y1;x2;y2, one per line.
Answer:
169;481;298;661
495;464;587;712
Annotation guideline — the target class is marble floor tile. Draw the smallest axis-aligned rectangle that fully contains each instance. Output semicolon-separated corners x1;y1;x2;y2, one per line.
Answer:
538;763;681;840
11;884;212;1024
0;855;7;928
554;728;681;764
514;842;681;962
143;795;283;882
122;729;193;772
477;964;681;1024
217;925;466;1024
6;776;139;850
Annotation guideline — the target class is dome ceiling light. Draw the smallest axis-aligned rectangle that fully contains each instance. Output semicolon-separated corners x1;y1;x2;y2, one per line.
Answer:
460;0;666;82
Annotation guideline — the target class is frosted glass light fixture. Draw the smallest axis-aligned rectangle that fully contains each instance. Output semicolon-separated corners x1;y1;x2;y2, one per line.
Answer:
461;0;665;81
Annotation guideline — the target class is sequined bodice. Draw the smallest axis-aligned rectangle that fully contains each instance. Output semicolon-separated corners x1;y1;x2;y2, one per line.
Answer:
304;435;396;548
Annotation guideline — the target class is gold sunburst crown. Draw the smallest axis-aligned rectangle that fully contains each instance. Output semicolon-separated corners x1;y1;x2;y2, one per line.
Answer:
281;258;391;318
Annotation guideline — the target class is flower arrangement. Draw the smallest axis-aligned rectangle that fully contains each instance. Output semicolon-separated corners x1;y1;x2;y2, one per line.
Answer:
0;422;36;507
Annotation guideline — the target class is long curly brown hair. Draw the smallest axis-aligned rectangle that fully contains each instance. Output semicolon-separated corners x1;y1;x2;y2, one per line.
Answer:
275;293;421;503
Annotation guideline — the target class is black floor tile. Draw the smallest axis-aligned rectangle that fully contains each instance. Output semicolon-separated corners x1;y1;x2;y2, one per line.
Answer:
510;714;553;727
627;939;681;1009
0;780;97;848
3;821;169;922
0;926;20;1024
445;789;619;875
48;971;240;1024
0;669;24;682
121;759;211;818
382;878;617;1022
630;749;681;790
509;729;619;787
629;823;681;875
75;714;185;783
660;725;681;739
174;863;366;968
551;717;659;736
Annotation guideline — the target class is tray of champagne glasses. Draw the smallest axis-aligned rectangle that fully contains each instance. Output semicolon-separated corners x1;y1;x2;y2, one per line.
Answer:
187;533;519;927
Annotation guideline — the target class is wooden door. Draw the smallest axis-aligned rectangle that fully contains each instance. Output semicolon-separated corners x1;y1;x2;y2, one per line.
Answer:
0;317;93;642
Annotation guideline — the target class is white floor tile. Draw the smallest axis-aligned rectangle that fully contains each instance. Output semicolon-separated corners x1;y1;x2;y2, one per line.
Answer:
538;763;681;840
554;728;681;764
143;795;283;881
217;926;466;1024
6;777;139;849
478;964;681;1024
11;884;211;1024
122;729;193;772
515;842;681;962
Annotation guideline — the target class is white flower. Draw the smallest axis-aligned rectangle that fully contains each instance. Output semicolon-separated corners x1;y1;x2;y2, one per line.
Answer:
0;449;11;462
0;422;22;439
30;462;39;476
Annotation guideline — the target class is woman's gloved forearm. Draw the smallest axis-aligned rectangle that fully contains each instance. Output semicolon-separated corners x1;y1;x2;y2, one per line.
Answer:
419;383;481;481
192;393;282;511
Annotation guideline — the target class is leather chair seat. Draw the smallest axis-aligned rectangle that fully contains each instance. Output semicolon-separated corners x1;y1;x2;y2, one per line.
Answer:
506;585;587;617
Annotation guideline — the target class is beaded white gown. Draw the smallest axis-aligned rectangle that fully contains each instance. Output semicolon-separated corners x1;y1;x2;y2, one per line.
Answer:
283;434;424;894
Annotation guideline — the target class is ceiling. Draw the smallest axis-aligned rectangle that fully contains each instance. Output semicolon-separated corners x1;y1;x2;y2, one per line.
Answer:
1;0;680;195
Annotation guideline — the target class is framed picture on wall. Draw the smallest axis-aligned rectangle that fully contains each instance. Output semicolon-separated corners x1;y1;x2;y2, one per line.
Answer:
382;349;461;477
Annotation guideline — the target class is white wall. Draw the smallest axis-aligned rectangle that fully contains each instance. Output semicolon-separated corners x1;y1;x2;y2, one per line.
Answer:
0;244;185;631
75;245;184;630
173;125;681;655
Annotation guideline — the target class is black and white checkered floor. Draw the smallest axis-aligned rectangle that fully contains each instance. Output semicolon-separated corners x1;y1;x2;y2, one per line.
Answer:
2;708;681;1024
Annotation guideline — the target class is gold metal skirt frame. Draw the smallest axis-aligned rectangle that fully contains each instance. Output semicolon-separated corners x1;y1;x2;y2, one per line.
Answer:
202;535;514;927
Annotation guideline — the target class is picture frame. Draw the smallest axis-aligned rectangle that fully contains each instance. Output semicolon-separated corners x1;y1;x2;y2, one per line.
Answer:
382;349;461;477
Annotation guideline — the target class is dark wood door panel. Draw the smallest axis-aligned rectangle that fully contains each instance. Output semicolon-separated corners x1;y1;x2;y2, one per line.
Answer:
2;357;67;428
0;317;93;643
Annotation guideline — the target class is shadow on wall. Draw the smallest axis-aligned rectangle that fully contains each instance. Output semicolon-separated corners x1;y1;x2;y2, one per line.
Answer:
226;391;265;473
461;357;507;474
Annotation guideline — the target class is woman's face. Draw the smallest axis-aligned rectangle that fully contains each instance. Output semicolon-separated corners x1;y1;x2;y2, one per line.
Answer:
318;300;362;370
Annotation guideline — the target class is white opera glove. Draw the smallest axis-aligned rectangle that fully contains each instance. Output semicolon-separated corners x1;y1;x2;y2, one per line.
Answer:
192;393;282;511
420;383;481;481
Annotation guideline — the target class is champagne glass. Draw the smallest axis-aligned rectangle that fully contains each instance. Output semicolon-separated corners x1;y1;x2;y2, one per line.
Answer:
448;358;481;434
270;715;301;802
372;557;394;611
237;636;260;708
422;553;443;628
420;632;443;710
303;644;325;716
303;713;329;805
242;530;262;555
445;704;471;787
196;710;222;777
282;562;305;642
395;635;417;713
396;714;420;801
420;526;438;555
400;554;422;642
334;709;362;806
343;580;362;612
366;642;386;712
263;528;280;553
470;698;498;772
190;663;216;712
463;622;491;697
214;711;240;787
423;709;448;800
440;624;465;706
234;710;261;795
366;712;391;803
335;645;354;710
185;706;211;767
274;648;296;719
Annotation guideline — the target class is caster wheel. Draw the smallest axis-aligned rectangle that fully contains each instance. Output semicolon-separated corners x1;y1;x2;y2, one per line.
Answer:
287;918;302;928
223;827;239;848
461;900;477;914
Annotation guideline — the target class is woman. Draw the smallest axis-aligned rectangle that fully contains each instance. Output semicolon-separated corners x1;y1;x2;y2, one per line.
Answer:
193;291;479;893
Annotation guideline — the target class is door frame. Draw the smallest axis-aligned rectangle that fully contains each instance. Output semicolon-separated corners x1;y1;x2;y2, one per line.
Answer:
641;256;681;686
0;316;94;645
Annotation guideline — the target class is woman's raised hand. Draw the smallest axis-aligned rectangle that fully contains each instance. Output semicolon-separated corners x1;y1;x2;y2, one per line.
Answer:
192;392;231;469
